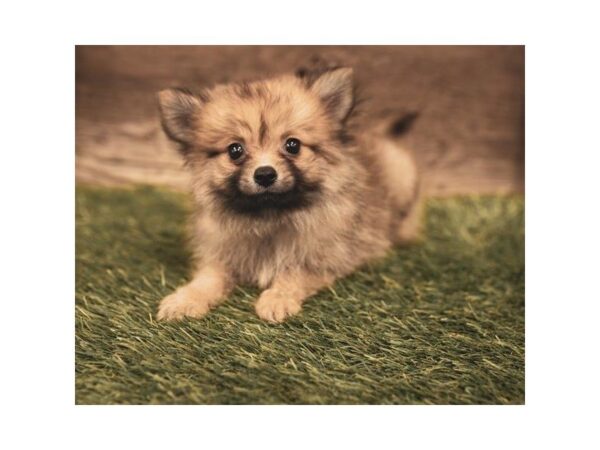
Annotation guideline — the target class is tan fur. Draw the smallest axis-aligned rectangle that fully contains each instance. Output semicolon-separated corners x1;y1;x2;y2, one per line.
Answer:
157;68;421;323
156;264;232;321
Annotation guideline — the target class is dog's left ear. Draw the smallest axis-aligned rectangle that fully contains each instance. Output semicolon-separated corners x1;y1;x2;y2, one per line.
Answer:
308;67;354;122
157;88;203;146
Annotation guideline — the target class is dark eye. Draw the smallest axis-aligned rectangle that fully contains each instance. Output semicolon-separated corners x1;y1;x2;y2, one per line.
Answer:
227;142;244;160
285;137;301;155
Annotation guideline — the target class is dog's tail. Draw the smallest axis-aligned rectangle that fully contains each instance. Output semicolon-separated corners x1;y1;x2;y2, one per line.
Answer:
387;112;419;138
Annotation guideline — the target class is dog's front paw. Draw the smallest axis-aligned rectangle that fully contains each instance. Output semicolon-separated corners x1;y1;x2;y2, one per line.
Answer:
157;287;210;321
255;289;302;323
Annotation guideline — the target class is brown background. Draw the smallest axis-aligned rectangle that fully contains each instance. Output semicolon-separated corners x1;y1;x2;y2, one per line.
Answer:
76;45;524;196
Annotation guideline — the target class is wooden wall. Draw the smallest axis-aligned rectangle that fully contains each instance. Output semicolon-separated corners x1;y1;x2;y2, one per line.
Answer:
76;46;524;196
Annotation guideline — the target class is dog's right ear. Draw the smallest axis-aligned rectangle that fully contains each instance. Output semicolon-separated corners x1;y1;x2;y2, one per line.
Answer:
157;88;202;145
301;67;354;123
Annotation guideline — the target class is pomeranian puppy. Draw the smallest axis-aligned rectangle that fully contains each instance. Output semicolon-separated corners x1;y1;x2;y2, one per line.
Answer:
156;67;421;323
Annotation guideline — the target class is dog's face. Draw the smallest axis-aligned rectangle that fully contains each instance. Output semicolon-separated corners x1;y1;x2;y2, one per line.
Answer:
158;68;354;216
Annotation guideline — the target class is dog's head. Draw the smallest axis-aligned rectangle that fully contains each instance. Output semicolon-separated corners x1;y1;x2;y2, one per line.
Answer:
158;68;355;216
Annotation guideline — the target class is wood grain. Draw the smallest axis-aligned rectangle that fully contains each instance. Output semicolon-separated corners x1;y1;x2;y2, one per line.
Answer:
76;46;524;196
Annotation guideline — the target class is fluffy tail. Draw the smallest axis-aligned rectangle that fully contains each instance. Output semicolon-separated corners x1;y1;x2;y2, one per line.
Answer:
387;112;419;138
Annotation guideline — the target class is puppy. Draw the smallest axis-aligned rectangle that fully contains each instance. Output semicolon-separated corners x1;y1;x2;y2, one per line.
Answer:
156;67;421;323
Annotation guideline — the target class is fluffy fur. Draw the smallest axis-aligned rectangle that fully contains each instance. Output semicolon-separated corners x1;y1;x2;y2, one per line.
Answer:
156;68;421;323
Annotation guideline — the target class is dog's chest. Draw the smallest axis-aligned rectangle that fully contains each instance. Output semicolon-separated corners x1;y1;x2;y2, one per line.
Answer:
226;225;306;287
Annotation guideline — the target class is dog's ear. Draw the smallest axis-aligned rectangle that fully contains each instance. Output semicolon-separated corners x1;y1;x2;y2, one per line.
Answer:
157;88;202;145
306;67;354;122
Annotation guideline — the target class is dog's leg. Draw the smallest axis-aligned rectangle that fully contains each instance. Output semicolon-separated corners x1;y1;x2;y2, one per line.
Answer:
396;197;423;244
157;263;233;321
255;271;334;323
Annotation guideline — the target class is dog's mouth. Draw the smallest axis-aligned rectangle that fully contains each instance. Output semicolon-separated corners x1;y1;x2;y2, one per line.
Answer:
214;172;321;216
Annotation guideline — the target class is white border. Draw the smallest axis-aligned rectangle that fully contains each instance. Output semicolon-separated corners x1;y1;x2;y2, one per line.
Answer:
2;0;599;449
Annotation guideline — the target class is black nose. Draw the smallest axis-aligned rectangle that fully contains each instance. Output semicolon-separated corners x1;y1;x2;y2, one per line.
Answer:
254;166;278;187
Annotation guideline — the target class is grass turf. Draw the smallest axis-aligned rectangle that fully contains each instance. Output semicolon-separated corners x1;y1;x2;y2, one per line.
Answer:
75;186;524;404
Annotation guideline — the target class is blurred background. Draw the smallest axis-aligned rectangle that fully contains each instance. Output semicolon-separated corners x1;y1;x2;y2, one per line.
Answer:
76;45;524;196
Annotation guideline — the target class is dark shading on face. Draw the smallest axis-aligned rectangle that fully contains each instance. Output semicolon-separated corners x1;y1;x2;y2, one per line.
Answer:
214;161;322;217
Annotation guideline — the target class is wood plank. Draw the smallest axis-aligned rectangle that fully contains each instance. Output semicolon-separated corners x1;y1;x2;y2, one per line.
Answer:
76;46;524;196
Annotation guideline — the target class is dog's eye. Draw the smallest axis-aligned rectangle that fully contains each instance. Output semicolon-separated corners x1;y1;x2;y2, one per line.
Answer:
285;138;301;155
227;142;245;160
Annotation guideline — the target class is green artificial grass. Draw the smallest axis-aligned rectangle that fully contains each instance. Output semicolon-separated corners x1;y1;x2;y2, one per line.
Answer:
76;186;524;404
